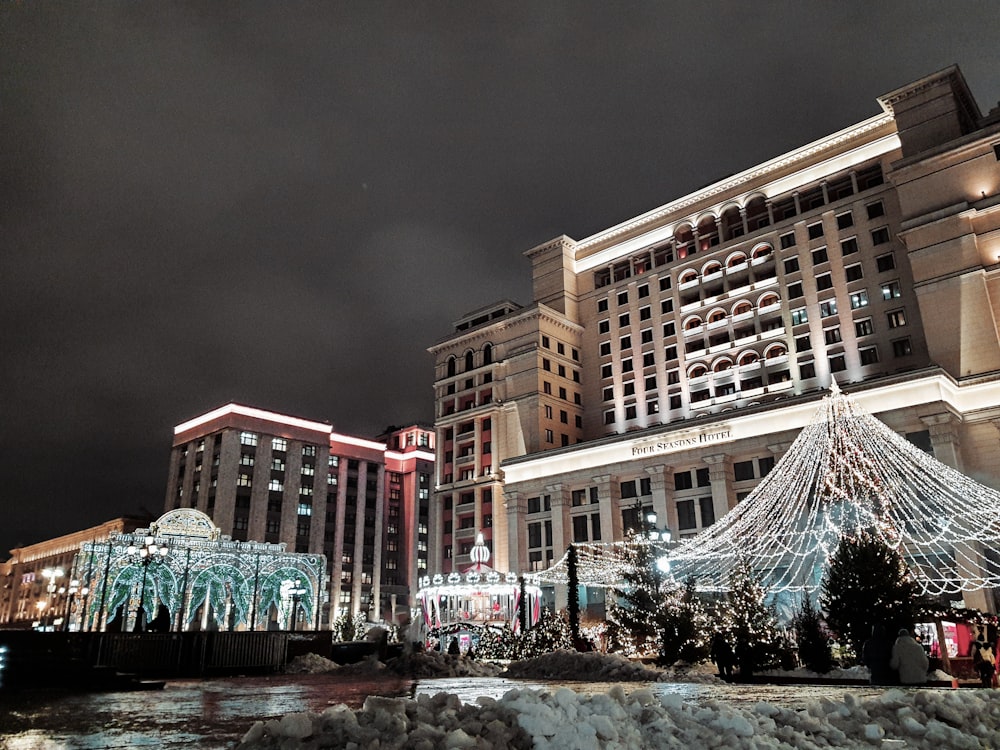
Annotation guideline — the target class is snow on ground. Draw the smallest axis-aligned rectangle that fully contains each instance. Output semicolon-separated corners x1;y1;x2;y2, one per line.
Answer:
502;650;663;682
284;653;341;673
385;649;503;678
238;683;1000;749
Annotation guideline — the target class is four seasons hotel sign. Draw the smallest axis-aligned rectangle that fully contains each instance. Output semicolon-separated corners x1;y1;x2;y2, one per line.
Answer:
630;424;734;458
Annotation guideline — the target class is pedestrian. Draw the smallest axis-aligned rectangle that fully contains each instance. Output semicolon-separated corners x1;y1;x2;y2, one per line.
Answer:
710;633;735;678
972;631;996;688
862;623;896;685
890;628;929;685
447;636;460;656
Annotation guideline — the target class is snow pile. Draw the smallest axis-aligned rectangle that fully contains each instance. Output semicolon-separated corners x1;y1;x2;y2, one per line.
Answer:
385;649;503;678
658;660;722;683
239;684;1000;749
502;650;664;682
239;691;532;750
758;664;869;681
284;653;341;674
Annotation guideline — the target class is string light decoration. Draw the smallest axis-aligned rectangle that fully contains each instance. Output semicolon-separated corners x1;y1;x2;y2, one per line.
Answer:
531;538;661;588
666;381;1000;605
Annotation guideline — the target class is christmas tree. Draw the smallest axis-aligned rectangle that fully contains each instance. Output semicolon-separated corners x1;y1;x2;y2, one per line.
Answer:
792;590;833;673
516;607;573;658
724;559;784;674
476;623;517;660
606;539;662;657
659;576;713;665
821;529;920;659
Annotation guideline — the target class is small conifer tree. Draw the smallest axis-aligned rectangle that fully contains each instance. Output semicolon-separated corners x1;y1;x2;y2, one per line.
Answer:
724;559;783;673
792;590;834;673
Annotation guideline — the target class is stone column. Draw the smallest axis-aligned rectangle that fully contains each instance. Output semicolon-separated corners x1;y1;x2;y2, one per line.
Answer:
593;474;623;542
548;483;571;609
921;413;964;472
644;465;673;537
703;453;733;524
504;490;527;575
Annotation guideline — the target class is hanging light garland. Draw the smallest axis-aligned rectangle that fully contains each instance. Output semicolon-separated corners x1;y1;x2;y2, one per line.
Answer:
663;381;1000;599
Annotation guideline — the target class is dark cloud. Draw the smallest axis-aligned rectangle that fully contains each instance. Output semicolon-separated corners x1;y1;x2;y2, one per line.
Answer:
2;1;999;551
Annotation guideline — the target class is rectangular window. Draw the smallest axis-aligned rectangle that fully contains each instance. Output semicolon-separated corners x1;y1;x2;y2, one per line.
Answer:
604;410;615;425
625;404;637;419
783;257;800;274
674;471;693;490
598;298;608;312
876;253;896;272
841;237;859;255
696;467;710;487
560;410;568;423
544;380;553;393
677;500;696;530
871;227;891;245
855;317;874;337
866;201;885;220
849;289;869;309
892;338;912;357
603;386;614;401
664;345;677;360
887;309;907;328
824;327;842;345
795;334;812;352
881;281;901;300
820;299;838;318
647;398;659;415
638;284;649;298
643;352;655;367
617;291;628;305
791;308;808;325
812;247;828;264
829;353;847;372
599;319;610;334
572;515;589;542
836;211;853;230
799;361;816;379
302;445;316;457
619;313;630;327
639;306;651;321
544;429;553;443
788;281;804;299
621;358;633;373
600;341;611;356
544;404;553;419
699;496;716;527
816;273;833;291
272;437;287;452
659;275;673;291
297;503;312;516
641;328;653;344
620;335;632;350
779;232;796;249
734;460;755;481
845;263;864;282
240;431;258;447
860;346;879;365
541;335;550;348
807;222;824;240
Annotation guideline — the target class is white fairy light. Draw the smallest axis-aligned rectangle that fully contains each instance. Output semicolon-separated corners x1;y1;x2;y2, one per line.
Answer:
664;384;1000;599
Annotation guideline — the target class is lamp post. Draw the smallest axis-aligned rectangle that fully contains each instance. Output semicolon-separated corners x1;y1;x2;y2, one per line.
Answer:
643;511;673;590
288;580;307;631
126;536;169;632
41;567;64;631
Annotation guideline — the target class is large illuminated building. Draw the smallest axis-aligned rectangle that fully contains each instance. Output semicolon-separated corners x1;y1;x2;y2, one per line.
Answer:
164;404;433;625
430;66;1000;610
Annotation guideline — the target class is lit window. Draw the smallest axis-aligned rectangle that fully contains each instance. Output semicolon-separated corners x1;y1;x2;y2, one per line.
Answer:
881;281;901;300
855;318;874;337
298;503;312;516
268;479;284;492
272;437;287;452
240;432;258;447
819;299;838;318
887;309;907;328
791;308;809;325
849;290;869;309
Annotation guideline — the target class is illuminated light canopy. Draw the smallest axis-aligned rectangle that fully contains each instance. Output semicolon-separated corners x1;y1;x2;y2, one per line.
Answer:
665;381;1000;609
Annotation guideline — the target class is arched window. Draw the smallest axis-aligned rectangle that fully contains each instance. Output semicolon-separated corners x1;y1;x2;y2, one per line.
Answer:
688;364;708;379
738;350;759;367
726;252;748;268
713;358;733;373
751;242;773;260
702;261;723;277
684;316;703;331
731;300;753;317
764;343;787;359
447;356;457;377
465;350;474;372
483;344;493;366
707;309;727;324
679;269;698;285
758;293;780;309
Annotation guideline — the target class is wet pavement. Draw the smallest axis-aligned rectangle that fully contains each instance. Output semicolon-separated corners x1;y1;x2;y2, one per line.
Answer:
0;674;900;749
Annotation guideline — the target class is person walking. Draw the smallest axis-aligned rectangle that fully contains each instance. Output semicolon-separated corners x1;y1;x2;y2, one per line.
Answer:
890;628;928;686
972;632;996;688
710;633;735;679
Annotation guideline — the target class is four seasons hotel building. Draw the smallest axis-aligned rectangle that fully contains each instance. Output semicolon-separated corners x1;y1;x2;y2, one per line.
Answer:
429;66;1000;609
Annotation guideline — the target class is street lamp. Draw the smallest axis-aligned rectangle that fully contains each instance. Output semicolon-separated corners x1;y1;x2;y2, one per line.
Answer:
288;580;307;631
126;536;169;632
643;512;673;585
41;567;64;630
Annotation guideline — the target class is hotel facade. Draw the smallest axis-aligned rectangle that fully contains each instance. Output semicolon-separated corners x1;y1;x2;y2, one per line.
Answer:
164;404;434;624
429;66;1000;611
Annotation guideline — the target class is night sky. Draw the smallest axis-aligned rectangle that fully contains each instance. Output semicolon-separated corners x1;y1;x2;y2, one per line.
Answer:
3;2;999;554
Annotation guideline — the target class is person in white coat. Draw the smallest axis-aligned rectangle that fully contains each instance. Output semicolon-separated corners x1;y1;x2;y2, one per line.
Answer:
890;628;929;685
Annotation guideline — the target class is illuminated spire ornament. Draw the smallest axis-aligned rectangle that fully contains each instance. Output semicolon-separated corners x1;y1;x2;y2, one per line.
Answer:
666;383;1000;604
